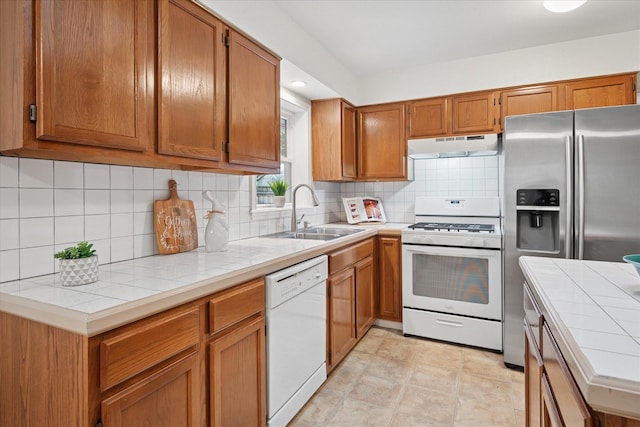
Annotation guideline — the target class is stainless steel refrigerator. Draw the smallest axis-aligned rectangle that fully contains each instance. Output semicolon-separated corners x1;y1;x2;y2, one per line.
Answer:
502;104;640;368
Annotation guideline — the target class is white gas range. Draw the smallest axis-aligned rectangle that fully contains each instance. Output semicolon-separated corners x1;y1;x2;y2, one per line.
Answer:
402;196;503;351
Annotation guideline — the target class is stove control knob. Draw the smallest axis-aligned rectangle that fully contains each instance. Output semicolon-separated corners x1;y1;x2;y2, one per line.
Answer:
420;236;434;244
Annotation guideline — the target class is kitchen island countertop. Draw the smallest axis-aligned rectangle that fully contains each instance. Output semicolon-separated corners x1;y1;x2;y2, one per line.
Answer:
519;256;640;419
0;223;409;336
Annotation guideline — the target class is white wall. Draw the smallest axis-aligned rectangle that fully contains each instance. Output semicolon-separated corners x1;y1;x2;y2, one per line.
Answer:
201;0;358;102
198;2;638;106
358;30;640;105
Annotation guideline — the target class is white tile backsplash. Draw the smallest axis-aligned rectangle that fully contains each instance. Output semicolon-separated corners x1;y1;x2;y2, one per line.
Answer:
54;161;84;188
20;188;54;218
19;158;53;188
55;216;85;245
0;188;19;219
0;153;498;281
54;188;84;216
110;165;134;189
0;157;19;187
0;219;19;250
20;217;54;248
84;163;110;189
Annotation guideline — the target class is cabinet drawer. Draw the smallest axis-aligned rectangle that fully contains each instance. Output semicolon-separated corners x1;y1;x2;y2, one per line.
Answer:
209;278;265;334
328;238;374;275
542;324;592;427
100;306;200;391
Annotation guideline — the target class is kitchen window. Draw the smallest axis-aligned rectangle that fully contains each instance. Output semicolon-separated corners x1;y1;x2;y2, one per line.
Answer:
251;92;312;211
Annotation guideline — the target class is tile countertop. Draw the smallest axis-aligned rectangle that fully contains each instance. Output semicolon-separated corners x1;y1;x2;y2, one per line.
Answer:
519;256;640;419
0;223;409;337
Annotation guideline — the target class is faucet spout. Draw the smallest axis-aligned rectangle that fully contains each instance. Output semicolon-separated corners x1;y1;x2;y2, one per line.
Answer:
291;184;320;232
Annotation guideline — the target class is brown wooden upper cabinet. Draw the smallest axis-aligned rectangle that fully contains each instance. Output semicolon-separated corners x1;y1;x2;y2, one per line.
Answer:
357;102;408;180
564;74;636;110
35;0;153;152
0;0;281;173
227;30;281;171
500;85;559;126
450;91;501;134
408;97;448;138
158;0;225;163
311;98;357;181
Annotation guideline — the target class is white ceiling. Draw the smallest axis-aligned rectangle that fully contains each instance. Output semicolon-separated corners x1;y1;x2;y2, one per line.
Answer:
273;0;640;99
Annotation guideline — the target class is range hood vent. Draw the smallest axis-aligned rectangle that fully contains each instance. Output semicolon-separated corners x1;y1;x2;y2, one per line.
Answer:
408;133;500;159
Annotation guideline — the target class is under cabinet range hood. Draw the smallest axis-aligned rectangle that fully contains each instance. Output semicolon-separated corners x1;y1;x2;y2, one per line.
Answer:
408;133;500;159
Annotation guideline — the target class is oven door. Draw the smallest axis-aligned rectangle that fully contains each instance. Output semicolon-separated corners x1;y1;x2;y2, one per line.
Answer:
402;243;502;321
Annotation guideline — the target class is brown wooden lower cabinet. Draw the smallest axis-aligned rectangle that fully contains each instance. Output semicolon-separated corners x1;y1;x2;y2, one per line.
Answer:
524;281;640;427
208;314;266;427
0;278;266;427
101;353;200;427
326;238;375;372
327;267;357;371
377;235;402;322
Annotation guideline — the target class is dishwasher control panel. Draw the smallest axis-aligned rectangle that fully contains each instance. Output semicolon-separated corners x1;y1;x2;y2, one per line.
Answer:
265;255;328;309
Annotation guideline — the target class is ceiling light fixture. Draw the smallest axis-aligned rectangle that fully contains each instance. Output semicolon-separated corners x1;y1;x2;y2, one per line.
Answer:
543;0;587;13
291;81;307;87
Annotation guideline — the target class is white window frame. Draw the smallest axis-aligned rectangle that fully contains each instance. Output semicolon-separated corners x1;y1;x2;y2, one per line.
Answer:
250;89;312;213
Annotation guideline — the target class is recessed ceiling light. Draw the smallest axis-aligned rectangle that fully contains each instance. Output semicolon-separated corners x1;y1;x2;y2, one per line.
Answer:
291;81;307;87
543;0;587;13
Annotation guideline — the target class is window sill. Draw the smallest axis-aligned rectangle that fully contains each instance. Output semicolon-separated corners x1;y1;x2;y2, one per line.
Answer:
251;204;316;215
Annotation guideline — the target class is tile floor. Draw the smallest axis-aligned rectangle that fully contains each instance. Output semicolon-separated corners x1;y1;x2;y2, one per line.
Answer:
290;327;525;427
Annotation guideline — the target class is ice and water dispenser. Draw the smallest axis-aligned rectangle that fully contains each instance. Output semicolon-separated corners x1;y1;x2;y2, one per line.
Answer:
516;189;560;253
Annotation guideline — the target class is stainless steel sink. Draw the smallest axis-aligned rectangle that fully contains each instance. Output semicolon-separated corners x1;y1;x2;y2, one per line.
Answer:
300;226;364;236
260;227;364;241
262;231;341;241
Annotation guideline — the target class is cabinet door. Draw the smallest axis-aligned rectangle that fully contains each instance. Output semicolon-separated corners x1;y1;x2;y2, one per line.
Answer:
564;74;636;110
450;91;500;134
101;354;200;427
35;0;151;151
311;98;356;181
157;0;224;162
228;30;280;170
209;315;266;427
377;236;402;322
341;102;357;179
408;97;448;137
500;85;559;128
355;255;375;338
357;103;407;180
525;323;543;427
327;268;357;371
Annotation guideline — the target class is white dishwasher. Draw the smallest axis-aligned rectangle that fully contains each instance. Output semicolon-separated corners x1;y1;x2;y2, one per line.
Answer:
265;255;328;427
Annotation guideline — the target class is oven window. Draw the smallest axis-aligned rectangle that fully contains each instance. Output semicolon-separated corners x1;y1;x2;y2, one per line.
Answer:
412;254;489;304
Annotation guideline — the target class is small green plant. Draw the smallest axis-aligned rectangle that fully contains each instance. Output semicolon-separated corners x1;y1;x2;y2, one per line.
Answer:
269;179;289;196
54;241;96;260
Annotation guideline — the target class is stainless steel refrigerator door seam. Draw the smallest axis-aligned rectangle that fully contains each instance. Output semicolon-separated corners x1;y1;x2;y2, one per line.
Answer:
565;135;574;259
576;134;585;260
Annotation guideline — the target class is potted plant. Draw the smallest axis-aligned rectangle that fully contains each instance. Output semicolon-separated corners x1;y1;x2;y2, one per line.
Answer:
54;241;99;286
269;179;289;207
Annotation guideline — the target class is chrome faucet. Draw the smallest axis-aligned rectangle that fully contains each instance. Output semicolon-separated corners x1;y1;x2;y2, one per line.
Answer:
291;184;320;232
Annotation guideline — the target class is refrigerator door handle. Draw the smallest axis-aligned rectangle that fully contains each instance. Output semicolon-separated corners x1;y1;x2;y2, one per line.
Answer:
576;134;585;260
565;135;573;259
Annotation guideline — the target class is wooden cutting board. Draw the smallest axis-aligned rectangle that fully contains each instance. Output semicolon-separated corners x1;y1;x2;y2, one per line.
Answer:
154;179;198;255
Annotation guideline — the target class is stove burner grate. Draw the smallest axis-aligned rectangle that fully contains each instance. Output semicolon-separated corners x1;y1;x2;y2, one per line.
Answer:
408;222;495;233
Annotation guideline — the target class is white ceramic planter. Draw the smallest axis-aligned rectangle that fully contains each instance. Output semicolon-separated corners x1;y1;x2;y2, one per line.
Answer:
274;196;286;208
58;255;99;286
